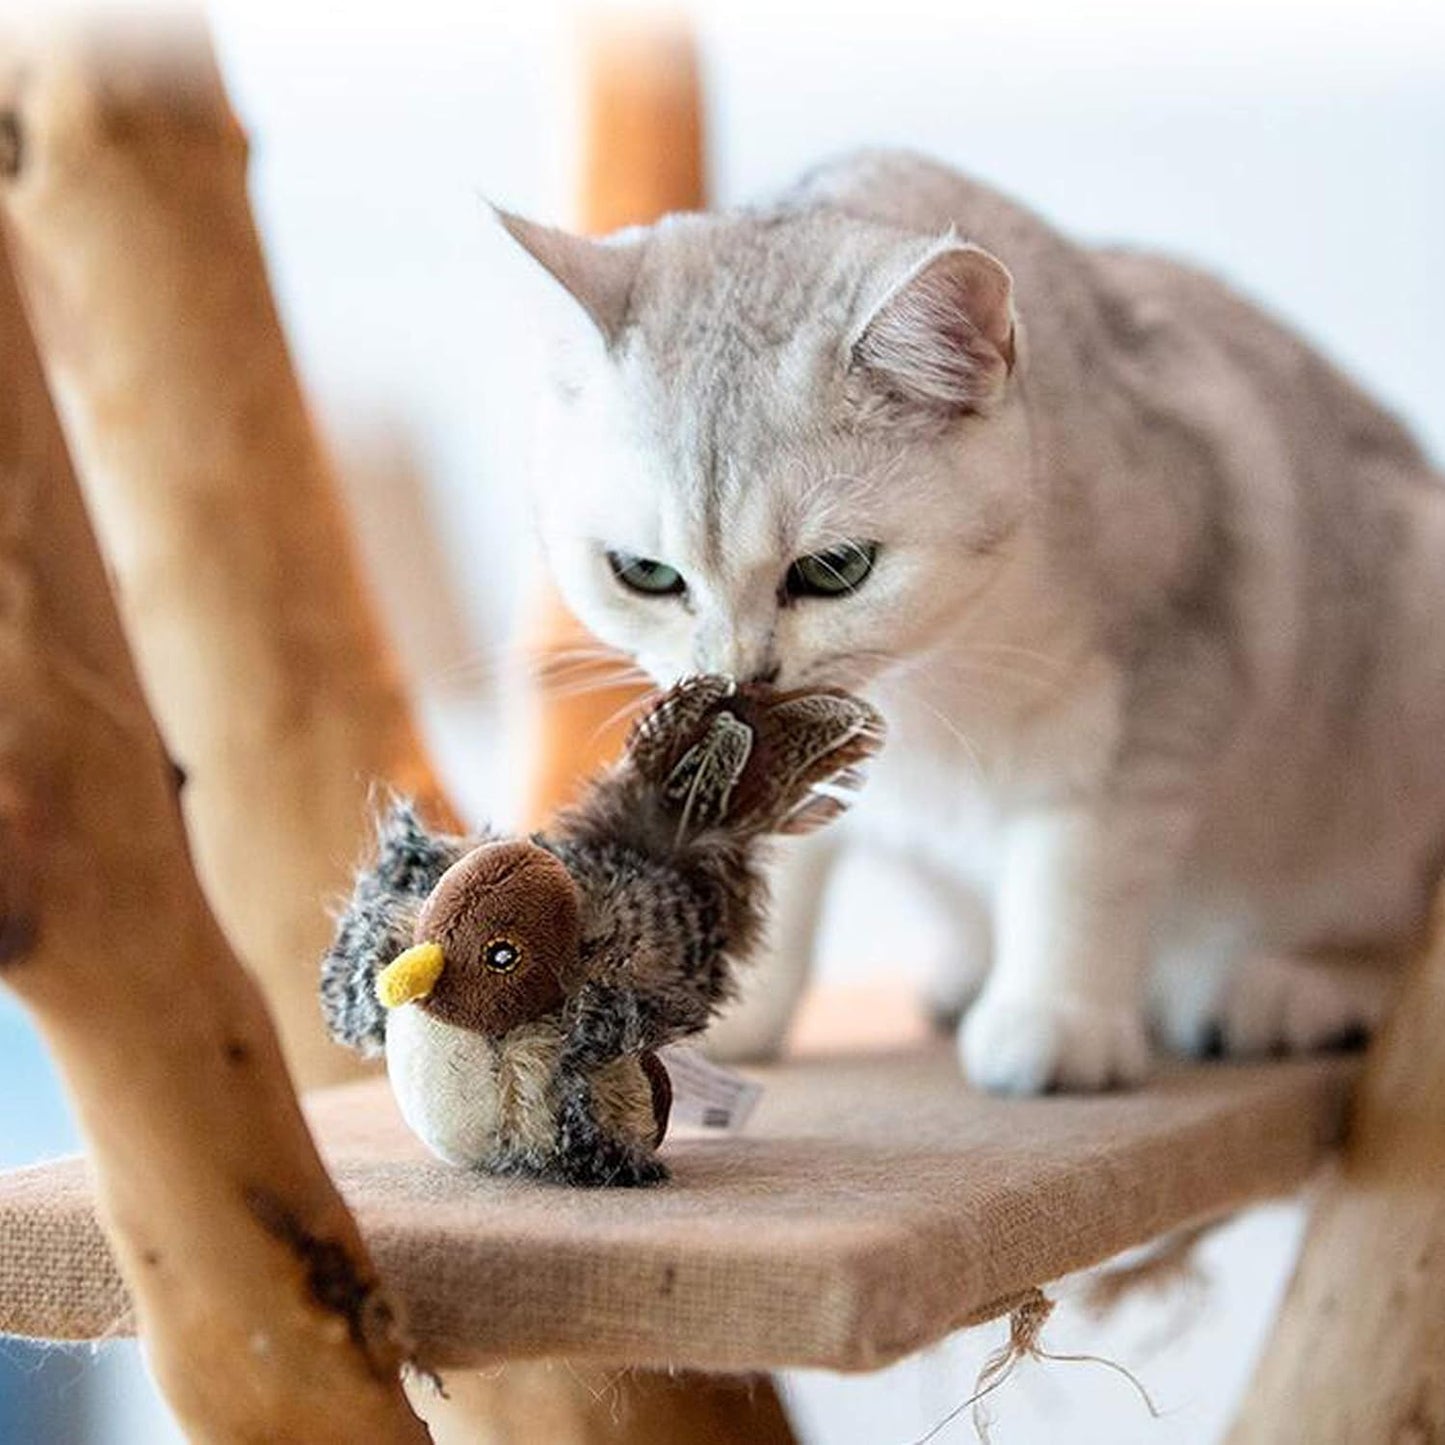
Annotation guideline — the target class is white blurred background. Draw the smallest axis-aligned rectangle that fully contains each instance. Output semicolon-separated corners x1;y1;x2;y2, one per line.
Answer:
2;0;1440;1439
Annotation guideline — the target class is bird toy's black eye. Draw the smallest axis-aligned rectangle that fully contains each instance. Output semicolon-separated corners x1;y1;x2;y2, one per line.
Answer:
483;938;522;974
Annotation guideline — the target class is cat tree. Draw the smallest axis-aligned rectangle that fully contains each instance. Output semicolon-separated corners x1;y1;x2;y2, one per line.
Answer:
0;13;1439;1443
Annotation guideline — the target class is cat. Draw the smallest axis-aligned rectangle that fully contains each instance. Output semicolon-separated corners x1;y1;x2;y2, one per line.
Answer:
496;149;1445;1094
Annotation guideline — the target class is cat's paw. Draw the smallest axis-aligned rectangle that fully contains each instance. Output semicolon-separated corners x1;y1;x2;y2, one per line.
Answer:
923;965;987;1034
959;992;1152;1095
1154;951;1391;1059
923;938;991;1034
921;883;993;1032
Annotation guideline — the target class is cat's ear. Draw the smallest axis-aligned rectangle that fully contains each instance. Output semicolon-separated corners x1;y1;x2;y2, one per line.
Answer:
494;209;642;346
851;240;1017;414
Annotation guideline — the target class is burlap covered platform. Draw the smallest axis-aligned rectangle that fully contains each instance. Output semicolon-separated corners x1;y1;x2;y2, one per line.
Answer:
0;1044;1355;1373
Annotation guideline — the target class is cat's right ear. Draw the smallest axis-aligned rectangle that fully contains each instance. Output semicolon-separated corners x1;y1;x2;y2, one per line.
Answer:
492;209;643;348
850;238;1017;415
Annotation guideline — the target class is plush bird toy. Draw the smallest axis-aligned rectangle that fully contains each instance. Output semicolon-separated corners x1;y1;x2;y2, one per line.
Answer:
320;676;884;1186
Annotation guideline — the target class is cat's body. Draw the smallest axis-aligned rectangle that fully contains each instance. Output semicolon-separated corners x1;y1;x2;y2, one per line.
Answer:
502;150;1445;1093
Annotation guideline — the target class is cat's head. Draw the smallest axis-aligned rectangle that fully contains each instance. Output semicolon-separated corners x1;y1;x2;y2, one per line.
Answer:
499;203;1033;699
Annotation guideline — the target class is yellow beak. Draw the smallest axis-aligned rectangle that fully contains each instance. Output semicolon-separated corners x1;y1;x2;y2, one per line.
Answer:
376;941;446;1008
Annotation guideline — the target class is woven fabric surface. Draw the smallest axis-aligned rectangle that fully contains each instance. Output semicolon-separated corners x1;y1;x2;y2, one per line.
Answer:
0;1046;1356;1372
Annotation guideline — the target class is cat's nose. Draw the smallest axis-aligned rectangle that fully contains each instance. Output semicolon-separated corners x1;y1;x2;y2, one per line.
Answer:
693;622;777;685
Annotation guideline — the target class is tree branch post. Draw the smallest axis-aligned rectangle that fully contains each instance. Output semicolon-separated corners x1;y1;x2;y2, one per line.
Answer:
0;220;426;1443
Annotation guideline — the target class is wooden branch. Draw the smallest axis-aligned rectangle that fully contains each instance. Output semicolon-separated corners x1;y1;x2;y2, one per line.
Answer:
1228;915;1445;1441
417;1363;794;1444
522;10;706;827
0;224;425;1441
0;15;454;1088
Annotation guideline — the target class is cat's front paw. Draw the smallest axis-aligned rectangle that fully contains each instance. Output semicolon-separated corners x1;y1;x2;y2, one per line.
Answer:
959;992;1152;1095
1155;951;1391;1059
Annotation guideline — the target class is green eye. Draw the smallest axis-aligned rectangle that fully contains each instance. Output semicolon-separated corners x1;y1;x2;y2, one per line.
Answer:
608;550;686;597
786;542;878;598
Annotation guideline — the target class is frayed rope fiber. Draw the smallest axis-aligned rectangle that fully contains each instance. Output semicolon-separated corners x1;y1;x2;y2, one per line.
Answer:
1082;1218;1219;1321
910;1289;1161;1444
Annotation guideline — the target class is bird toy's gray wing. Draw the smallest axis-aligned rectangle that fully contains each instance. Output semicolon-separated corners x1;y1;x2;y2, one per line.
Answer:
319;797;473;1055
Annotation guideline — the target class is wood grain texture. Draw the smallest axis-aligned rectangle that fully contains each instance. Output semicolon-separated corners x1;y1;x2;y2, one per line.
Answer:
0;218;425;1443
0;15;455;1089
1228;914;1445;1443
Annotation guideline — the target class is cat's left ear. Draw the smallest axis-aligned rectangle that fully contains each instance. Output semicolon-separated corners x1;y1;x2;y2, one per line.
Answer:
851;239;1017;414
493;209;643;347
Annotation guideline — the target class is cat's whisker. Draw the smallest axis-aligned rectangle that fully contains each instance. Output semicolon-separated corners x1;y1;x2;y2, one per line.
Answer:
423;635;635;690
958;642;1066;665
907;694;988;783
536;656;648;688
795;646;904;690
542;666;655;703
528;644;655;694
884;640;1067;695
419;634;649;700
536;643;636;666
533;646;639;674
938;656;1064;689
583;687;663;749
424;640;542;689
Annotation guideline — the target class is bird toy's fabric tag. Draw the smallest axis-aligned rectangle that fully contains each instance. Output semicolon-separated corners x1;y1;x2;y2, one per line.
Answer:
656;1046;763;1134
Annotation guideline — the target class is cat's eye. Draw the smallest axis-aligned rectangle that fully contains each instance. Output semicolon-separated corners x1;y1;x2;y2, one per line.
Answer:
483;938;522;974
786;542;878;598
607;550;687;597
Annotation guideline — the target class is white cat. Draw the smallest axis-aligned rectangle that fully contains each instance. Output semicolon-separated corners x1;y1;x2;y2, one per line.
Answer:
499;149;1445;1094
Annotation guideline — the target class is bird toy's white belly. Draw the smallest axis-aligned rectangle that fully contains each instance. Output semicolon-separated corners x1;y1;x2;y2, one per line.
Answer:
385;1007;564;1167
385;1007;661;1170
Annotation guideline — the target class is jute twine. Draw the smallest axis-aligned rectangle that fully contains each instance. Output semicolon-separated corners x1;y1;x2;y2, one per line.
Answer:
911;1289;1160;1444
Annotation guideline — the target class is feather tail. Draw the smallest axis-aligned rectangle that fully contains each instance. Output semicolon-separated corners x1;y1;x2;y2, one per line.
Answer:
625;677;885;843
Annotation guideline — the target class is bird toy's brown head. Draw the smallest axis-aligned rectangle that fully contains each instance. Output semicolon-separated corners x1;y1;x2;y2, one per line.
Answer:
375;840;582;1036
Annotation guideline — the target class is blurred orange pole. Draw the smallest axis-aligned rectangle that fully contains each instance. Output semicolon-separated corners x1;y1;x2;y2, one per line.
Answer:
522;10;706;826
578;11;706;233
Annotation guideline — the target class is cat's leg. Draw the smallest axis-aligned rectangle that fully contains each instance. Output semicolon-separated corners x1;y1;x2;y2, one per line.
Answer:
700;829;841;1061
1152;947;1395;1059
960;803;1189;1094
912;865;993;1032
